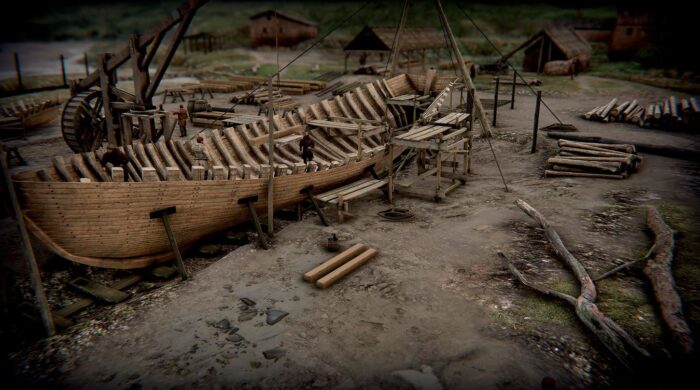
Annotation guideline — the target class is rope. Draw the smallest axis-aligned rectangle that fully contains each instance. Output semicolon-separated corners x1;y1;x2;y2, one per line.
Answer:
383;1;406;78
208;1;372;125
451;1;563;124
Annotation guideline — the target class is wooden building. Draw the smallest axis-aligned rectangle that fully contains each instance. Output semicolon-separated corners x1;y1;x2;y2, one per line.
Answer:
249;10;318;48
609;9;670;56
570;18;616;43
343;26;449;73
182;32;224;53
500;26;591;74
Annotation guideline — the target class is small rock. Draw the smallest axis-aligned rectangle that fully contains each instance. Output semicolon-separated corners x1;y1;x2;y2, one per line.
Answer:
266;309;289;325
263;347;286;360
228;327;240;334
127;373;140;381
226;334;244;343
239;311;257;322
250;361;262;368
198;244;222;257
240;297;256;306
226;231;249;245
213;319;231;330
393;365;443;390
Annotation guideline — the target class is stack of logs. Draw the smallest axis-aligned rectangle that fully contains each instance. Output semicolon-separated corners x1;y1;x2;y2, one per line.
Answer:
545;139;641;179
227;75;326;95
583;96;699;130
229;88;299;111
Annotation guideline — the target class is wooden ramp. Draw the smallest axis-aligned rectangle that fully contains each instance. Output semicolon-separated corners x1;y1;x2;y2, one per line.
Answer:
315;177;387;223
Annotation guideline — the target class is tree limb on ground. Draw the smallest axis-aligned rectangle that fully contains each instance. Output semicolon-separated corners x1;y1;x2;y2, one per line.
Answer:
643;207;694;354
594;243;657;282
504;199;651;370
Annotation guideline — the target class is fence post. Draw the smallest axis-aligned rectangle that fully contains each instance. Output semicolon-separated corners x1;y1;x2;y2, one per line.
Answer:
510;69;516;109
60;54;67;87
14;53;24;90
531;90;542;154
84;53;89;77
492;76;499;127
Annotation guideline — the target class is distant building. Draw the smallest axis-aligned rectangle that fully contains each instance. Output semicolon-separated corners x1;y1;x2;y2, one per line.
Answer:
570;18;616;43
500;26;591;74
343;26;448;73
609;8;670;57
249;10;318;48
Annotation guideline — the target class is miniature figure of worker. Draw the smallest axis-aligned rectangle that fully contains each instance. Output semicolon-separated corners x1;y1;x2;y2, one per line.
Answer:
177;104;189;137
299;131;315;169
100;146;128;181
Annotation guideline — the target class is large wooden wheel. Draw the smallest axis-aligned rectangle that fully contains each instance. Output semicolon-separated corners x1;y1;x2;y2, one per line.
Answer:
61;90;106;153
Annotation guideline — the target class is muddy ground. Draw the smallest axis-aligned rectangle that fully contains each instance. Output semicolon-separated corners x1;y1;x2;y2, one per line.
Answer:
2;73;700;389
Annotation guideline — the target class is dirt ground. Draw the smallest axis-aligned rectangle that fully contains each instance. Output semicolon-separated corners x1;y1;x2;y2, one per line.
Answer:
2;73;700;389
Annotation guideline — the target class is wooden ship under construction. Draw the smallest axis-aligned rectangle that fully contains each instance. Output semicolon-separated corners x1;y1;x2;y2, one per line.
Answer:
11;73;470;269
7;0;482;272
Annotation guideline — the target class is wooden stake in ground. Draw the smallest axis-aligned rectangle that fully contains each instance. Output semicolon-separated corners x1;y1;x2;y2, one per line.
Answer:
504;199;650;370
644;207;694;354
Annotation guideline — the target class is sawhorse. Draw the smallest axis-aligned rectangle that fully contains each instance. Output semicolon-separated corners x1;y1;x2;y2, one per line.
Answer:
300;185;329;226
238;196;270;249
150;206;189;280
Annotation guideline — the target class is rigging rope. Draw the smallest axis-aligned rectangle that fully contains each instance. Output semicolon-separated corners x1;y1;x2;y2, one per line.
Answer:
451;0;563;124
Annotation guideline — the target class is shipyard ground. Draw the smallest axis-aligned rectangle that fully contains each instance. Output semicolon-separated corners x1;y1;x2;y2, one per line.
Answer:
3;76;700;389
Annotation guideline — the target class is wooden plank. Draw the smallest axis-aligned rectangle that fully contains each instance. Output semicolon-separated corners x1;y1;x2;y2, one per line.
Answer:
328;180;386;203
303;243;366;282
318;179;380;202
145;143;168;180
316;248;378;289
68;277;130;303
55;274;143;318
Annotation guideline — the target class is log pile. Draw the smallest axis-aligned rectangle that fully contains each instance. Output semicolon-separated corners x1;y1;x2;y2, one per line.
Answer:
190;111;263;128
229;88;299;111
545;139;641;179
227;75;326;95
583;96;699;130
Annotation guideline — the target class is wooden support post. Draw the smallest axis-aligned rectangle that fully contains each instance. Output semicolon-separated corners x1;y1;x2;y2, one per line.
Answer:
150;206;188;280
301;186;329;226
267;77;275;237
60;54;67;87
238;196;269;249
357;122;364;161
83;52;89;77
531;90;541;154
511;70;516;109
98;53;116;147
337;193;345;224
493;76;499;127
1;152;55;336
389;0;410;77
14;53;23;90
388;143;394;204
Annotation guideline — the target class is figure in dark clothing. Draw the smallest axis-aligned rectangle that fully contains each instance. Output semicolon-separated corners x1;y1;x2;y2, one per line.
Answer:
299;132;315;167
177;105;188;137
100;147;128;181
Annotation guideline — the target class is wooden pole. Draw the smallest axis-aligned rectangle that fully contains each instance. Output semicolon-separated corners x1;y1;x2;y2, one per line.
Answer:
14;53;23;90
531;90;541;154
492;76;499;127
60;54;67;87
84;52;89;77
267;77;275;237
388;0;409;77
510;69;516;109
435;0;493;137
0;152;55;336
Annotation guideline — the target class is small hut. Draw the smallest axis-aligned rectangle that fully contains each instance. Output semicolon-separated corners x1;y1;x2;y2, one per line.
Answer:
343;26;449;73
500;26;591;74
249;10;318;48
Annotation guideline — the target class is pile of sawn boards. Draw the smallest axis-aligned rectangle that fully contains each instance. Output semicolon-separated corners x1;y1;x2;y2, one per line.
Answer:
583;96;699;130
545;139;641;179
227;75;326;95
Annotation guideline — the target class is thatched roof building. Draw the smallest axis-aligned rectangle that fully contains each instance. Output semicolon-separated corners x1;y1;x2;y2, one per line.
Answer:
343;26;447;53
500;26;592;74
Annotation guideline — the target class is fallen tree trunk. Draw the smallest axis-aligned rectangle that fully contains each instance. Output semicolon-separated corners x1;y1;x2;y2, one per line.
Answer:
547;132;700;161
505;199;650;370
644;207;694;354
